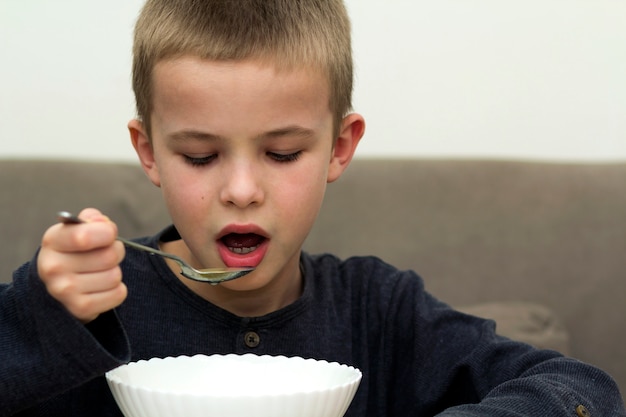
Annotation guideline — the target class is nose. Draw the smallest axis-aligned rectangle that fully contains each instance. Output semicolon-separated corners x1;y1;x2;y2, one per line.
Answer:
219;161;264;208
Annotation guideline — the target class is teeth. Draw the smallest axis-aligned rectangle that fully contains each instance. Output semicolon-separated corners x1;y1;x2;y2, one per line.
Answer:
228;245;259;255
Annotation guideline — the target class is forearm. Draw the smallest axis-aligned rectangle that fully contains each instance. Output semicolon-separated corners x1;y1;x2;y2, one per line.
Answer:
436;356;625;416
384;278;625;416
0;261;130;416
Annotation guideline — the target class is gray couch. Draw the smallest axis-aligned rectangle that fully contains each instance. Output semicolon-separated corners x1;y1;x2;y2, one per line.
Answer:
1;158;625;396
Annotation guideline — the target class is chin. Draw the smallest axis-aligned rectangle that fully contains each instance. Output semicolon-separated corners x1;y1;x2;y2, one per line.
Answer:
217;270;270;291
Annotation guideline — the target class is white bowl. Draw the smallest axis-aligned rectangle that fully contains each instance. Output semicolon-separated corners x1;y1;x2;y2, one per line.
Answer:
105;353;362;417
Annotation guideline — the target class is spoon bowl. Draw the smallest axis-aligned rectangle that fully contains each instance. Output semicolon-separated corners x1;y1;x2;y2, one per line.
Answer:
56;211;253;284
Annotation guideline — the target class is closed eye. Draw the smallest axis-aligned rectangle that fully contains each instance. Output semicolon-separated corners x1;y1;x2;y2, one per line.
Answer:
183;154;217;166
267;151;302;163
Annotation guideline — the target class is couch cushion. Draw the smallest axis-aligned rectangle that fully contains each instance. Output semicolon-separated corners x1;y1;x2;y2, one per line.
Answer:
0;159;170;282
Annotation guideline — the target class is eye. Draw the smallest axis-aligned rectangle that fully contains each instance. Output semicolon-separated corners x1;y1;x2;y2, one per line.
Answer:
183;154;217;167
268;151;302;163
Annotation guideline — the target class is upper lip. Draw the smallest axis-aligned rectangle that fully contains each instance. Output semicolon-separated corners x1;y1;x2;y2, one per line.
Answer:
216;224;269;240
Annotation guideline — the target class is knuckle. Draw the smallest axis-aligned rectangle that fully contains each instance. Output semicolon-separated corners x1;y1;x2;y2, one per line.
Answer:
94;243;124;268
40;228;56;248
37;255;59;280
71;298;96;319
47;277;77;299
98;248;119;267
114;283;128;307
38;255;70;284
101;266;123;287
115;242;126;260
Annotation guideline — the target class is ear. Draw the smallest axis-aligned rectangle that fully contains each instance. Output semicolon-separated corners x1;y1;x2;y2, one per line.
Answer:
128;119;161;187
327;113;365;183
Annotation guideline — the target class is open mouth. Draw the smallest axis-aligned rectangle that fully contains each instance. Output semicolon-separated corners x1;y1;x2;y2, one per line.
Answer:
217;225;269;268
220;233;267;255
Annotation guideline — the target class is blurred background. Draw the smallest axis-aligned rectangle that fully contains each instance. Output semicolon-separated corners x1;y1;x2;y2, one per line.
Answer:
1;0;625;162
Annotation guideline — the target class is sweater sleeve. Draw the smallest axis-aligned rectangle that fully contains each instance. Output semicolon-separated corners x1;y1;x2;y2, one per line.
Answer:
0;255;131;416
379;267;626;416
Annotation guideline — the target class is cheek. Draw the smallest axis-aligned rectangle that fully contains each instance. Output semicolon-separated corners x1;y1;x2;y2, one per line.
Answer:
280;163;328;216
156;163;210;218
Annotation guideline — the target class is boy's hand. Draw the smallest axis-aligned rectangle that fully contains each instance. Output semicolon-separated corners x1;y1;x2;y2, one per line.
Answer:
37;208;127;323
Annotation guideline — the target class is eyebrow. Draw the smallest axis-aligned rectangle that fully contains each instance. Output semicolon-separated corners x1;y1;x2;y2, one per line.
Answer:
258;126;316;141
167;126;316;142
168;130;225;143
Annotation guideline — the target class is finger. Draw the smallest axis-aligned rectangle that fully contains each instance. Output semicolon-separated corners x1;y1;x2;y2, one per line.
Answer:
42;222;118;253
62;243;125;274
63;282;128;324
42;263;127;324
77;207;109;222
38;242;125;278
44;261;122;297
57;266;125;295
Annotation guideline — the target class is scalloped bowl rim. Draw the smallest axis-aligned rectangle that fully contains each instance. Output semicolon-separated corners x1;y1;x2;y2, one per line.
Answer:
105;353;362;399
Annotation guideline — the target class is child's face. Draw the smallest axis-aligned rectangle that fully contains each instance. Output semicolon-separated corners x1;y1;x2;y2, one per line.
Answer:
130;56;363;295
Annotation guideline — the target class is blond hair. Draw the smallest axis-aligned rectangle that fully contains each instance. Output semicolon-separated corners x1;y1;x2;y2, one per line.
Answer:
132;0;353;137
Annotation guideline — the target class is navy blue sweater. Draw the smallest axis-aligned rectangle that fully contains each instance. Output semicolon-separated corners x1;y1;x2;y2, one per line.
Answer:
1;227;624;416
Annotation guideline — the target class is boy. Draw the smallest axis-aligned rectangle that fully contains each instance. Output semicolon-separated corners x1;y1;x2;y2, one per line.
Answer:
1;0;624;415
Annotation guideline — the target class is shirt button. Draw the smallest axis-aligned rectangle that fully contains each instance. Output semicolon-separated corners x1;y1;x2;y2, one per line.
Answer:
244;331;260;348
576;405;591;417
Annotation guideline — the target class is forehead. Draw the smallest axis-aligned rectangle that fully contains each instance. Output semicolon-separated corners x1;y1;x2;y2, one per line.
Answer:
153;55;328;88
150;57;332;134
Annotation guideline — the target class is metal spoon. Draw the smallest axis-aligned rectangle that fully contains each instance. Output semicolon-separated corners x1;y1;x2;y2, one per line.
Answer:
56;211;253;284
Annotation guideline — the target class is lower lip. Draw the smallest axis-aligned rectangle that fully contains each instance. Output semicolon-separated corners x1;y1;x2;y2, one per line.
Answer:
217;239;269;268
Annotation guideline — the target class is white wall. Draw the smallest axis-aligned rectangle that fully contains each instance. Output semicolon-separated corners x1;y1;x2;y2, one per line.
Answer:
1;0;625;162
